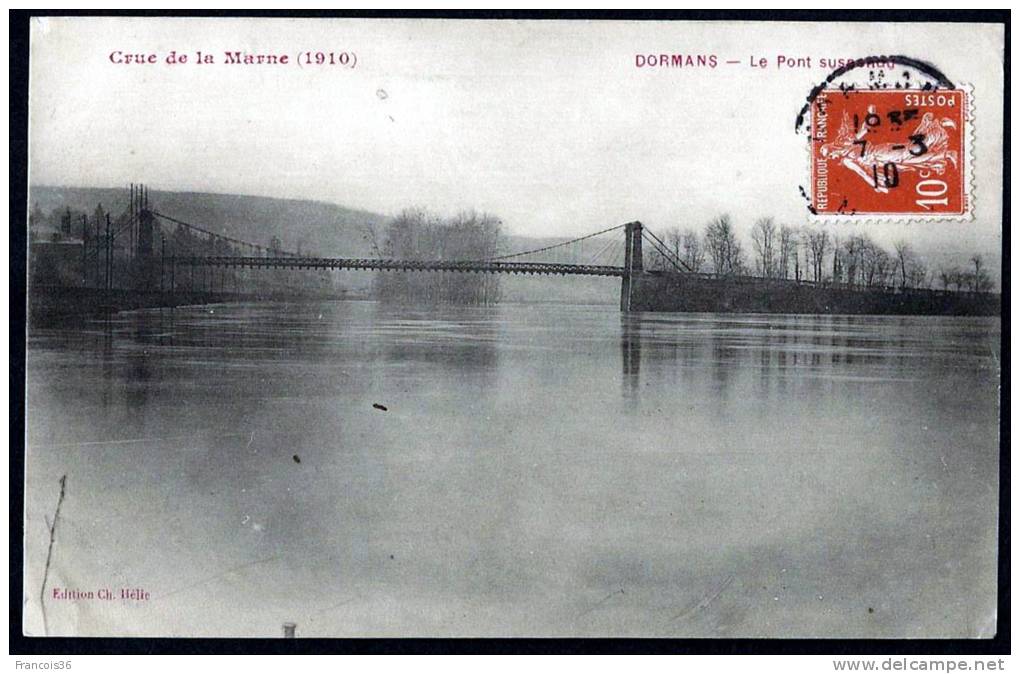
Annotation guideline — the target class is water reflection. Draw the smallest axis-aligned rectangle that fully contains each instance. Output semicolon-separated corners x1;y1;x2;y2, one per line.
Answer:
378;303;500;380
620;314;641;402
24;301;1001;638
617;312;1001;406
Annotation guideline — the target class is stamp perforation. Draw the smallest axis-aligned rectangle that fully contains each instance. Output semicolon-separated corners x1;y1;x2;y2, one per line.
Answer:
807;85;974;224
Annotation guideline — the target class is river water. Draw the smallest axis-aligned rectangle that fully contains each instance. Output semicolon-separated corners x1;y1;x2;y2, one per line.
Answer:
24;300;1001;637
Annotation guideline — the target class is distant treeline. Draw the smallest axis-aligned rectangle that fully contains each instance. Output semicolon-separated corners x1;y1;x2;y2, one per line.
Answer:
647;215;995;293
373;209;502;305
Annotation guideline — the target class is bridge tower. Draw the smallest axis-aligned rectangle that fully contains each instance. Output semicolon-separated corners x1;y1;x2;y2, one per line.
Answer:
135;185;159;288
620;221;644;311
138;209;155;258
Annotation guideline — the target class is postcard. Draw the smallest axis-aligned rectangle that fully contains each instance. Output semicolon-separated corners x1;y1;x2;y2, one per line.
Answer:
20;15;1004;639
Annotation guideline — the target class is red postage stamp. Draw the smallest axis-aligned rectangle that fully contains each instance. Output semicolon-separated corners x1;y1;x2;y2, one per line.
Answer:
810;88;970;218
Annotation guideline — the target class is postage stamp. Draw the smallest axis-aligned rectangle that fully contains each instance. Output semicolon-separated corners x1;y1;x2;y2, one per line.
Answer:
810;88;970;218
796;55;974;221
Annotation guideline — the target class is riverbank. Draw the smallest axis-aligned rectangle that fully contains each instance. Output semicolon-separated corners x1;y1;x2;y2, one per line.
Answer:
28;284;345;322
630;272;1002;316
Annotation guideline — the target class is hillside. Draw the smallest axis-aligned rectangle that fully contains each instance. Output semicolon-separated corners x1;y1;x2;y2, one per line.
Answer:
26;186;596;260
26;186;621;304
28;186;389;257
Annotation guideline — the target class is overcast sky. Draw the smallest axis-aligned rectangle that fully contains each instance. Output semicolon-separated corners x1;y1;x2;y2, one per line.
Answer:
29;17;1004;273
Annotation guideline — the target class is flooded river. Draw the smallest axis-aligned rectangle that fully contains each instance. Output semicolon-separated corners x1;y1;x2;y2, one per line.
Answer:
24;301;1001;637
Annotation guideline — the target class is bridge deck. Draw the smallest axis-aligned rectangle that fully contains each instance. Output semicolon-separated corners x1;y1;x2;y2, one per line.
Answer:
174;256;627;277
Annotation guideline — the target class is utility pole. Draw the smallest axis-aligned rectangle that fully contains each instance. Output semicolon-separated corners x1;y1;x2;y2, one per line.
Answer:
129;183;135;258
81;214;88;287
160;235;166;295
95;216;101;289
105;213;112;291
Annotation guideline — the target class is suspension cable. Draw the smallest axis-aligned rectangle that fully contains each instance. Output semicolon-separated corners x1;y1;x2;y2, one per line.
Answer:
642;228;693;273
587;235;618;265
152;210;299;257
153;210;631;268
644;235;680;270
483;223;626;262
641;231;687;273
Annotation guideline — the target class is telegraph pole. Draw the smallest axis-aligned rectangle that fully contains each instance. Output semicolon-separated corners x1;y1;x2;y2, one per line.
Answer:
81;214;88;287
95;216;101;289
129;183;135;258
105;213;112;291
160;235;166;295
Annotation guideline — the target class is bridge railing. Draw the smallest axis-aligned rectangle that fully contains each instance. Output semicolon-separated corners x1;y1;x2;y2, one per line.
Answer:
171;255;627;277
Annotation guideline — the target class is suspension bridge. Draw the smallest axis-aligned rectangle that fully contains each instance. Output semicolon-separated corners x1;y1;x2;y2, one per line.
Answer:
58;184;696;312
34;185;999;318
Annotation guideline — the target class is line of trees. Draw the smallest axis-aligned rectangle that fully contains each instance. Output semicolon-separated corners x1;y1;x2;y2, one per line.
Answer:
647;216;994;293
375;208;503;305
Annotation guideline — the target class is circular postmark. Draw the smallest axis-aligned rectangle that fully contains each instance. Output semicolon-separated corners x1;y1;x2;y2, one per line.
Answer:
797;55;969;219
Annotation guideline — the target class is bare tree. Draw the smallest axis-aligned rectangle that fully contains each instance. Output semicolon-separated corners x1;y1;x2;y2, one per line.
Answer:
648;226;687;271
906;258;929;289
704;215;744;276
805;228;830;283
831;235;841;283
971;255;992;292
861;239;892;288
750;217;777;278
361;222;383;257
841;236;864;286
938;265;964;291
894;241;913;289
664;227;682;261
937;267;952;290
680;229;705;272
778;225;797;280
